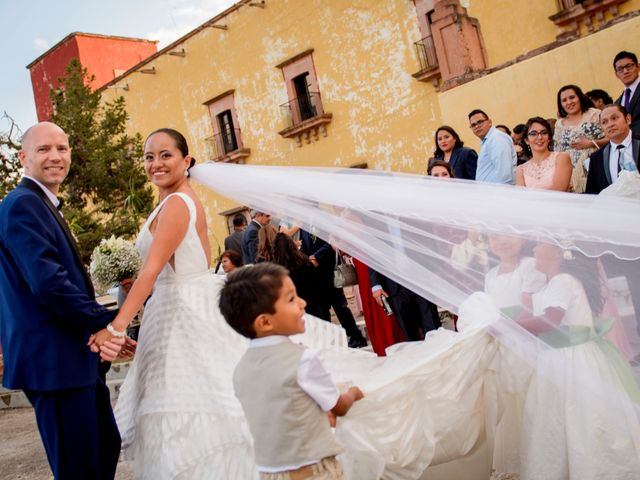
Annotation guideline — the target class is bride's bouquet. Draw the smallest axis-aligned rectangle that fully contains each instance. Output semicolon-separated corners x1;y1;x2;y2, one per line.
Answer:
90;235;142;294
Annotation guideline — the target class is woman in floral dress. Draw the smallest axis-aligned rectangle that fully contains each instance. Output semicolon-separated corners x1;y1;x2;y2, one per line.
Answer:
553;84;607;193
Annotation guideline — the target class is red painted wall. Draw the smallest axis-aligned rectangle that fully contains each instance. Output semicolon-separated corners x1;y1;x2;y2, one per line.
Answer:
29;34;157;121
76;36;157;92
29;39;80;122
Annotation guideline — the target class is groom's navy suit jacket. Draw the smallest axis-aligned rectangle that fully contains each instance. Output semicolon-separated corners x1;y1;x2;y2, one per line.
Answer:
0;178;115;391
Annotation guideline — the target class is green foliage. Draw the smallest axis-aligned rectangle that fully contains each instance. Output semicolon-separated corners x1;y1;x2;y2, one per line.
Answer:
50;59;153;261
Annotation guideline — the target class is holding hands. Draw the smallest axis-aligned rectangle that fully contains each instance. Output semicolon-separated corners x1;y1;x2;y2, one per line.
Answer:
88;323;137;361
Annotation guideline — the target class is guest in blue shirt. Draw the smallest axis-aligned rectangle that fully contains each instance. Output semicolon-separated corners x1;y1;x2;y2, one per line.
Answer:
468;109;516;184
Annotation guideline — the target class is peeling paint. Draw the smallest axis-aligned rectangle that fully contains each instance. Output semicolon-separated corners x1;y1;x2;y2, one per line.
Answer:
99;0;640;250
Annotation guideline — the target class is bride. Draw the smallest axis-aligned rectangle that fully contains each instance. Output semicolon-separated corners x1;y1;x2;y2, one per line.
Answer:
92;128;258;478
92;129;345;479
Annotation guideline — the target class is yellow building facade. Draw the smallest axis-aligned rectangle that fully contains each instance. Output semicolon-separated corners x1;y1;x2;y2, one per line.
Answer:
101;0;640;255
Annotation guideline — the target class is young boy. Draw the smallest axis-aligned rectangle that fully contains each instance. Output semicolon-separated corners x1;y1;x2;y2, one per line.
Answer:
220;263;364;480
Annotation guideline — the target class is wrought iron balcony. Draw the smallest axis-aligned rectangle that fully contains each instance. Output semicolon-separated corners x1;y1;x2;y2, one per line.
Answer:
280;92;325;128
556;0;584;10
550;0;627;35
278;92;332;146
412;36;440;85
415;36;438;72
204;128;250;163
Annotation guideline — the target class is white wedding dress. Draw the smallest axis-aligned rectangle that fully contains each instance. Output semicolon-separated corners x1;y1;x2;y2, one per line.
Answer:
115;188;640;479
114;192;257;479
115;193;347;479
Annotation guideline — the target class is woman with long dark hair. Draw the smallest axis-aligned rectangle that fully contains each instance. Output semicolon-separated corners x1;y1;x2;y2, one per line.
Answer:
271;232;323;318
553;85;606;192
516;117;572;191
430;125;477;180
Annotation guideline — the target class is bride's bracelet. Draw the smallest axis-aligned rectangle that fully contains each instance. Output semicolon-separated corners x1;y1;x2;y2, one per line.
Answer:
106;322;126;338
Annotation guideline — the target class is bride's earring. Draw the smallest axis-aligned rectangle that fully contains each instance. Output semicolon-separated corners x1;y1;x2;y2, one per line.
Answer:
184;169;188;177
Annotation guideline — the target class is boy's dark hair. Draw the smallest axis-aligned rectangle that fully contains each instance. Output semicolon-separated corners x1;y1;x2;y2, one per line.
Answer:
613;51;638;68
468;109;488;120
219;263;288;339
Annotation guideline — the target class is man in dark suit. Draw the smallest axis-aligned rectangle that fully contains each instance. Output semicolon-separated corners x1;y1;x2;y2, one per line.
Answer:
586;104;639;194
241;210;271;264
0;122;124;479
300;229;367;348
369;268;440;341
613;51;640;137
585;105;640;338
224;212;246;255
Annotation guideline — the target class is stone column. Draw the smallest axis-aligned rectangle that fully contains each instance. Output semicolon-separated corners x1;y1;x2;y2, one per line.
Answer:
430;0;488;89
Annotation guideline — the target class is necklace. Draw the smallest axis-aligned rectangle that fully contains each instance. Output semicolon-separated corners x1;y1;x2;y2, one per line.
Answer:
524;154;553;181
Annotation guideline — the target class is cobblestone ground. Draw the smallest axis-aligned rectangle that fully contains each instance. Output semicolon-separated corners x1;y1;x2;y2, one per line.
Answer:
0;407;133;480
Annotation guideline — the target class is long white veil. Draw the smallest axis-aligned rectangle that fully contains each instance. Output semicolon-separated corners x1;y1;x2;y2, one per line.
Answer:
192;163;640;478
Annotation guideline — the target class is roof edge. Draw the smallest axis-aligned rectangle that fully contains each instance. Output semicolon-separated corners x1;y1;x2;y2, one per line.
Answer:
99;0;247;92
26;32;159;69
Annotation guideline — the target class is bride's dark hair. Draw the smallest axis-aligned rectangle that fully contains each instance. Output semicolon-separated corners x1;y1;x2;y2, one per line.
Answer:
146;128;197;173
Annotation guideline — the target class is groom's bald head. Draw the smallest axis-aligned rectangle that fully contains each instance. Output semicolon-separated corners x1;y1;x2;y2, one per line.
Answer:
19;122;71;195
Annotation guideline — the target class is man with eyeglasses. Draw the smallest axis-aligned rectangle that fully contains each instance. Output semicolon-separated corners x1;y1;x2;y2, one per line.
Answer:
468;109;516;184
613;51;640;137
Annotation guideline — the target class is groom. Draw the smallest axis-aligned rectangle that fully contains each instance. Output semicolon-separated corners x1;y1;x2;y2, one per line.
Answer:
0;122;124;479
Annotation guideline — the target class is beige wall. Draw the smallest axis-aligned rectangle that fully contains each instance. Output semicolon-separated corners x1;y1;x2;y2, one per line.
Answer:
103;0;445;254
102;0;640;257
439;15;640;152
466;0;559;67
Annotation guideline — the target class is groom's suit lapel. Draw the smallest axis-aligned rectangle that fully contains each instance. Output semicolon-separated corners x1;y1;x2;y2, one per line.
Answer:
18;178;96;298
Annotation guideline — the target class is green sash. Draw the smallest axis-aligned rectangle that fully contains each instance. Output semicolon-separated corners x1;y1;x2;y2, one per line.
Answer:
537;319;640;404
498;306;640;405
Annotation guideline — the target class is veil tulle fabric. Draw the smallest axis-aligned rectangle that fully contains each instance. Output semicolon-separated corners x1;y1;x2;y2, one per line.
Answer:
191;163;640;478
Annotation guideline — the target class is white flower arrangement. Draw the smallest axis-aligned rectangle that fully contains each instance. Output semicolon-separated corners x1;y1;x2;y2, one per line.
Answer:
90;235;142;294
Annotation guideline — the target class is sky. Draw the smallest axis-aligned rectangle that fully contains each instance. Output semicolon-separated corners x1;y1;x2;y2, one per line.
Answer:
0;0;237;135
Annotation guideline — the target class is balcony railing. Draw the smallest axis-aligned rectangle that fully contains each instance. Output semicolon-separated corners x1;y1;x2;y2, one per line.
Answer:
556;0;583;10
205;128;250;163
550;0;627;33
415;36;439;72
280;92;323;129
